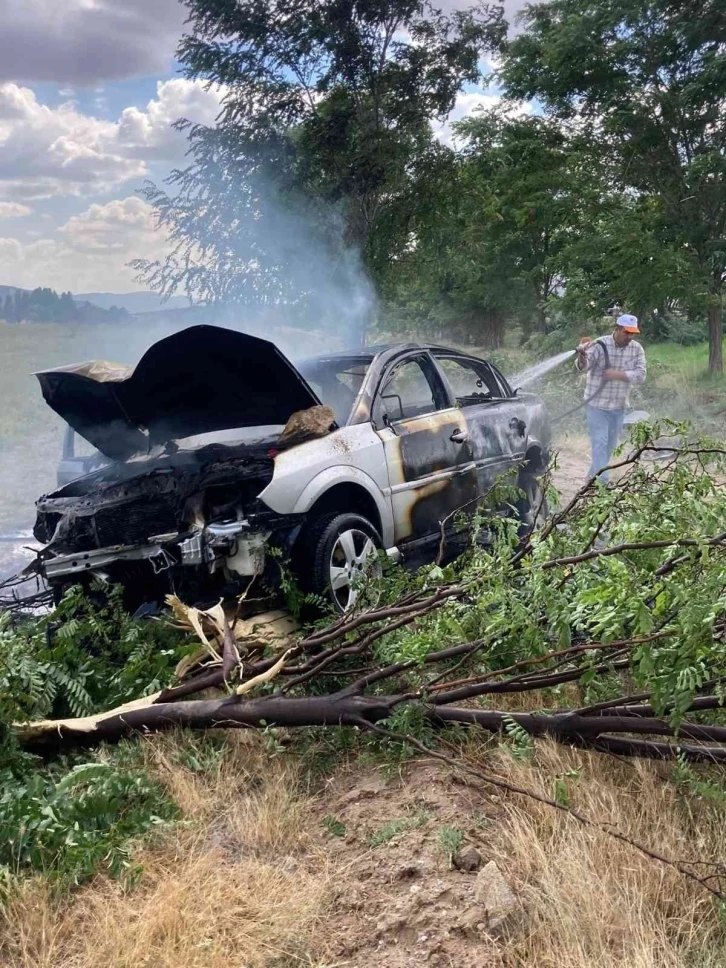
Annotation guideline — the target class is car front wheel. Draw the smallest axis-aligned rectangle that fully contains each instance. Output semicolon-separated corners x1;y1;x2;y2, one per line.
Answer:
301;512;382;613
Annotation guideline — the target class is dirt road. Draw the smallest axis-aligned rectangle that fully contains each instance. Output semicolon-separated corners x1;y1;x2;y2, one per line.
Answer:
550;433;591;505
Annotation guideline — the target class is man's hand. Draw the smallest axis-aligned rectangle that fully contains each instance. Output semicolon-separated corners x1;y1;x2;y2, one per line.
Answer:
604;368;629;382
575;337;591;369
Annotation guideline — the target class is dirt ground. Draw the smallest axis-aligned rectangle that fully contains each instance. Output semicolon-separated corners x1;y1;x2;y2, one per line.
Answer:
549;433;591;505
312;758;506;968
8;733;724;968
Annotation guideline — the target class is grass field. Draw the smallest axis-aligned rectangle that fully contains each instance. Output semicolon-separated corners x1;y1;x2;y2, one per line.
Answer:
493;338;726;438
0;322;157;533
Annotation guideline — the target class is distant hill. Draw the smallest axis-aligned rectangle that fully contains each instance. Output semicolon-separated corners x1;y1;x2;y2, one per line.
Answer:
75;291;191;313
0;285;189;315
0;286;130;325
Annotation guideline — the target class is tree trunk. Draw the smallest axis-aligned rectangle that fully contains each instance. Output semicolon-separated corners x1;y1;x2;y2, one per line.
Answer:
478;309;504;349
18;694;726;764
708;278;723;374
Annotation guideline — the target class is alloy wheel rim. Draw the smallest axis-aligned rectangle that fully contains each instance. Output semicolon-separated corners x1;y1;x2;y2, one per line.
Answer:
328;528;381;612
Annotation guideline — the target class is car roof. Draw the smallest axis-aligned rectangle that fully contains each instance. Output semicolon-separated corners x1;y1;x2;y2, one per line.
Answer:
299;342;485;366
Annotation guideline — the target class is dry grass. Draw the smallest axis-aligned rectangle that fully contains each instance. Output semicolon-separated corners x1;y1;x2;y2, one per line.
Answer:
3;729;726;967
1;732;334;968
470;739;726;968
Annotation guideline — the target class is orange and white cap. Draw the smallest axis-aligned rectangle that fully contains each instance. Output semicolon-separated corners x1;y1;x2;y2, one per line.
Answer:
616;313;639;334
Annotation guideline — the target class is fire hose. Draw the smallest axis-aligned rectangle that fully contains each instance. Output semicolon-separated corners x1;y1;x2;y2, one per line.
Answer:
549;339;609;426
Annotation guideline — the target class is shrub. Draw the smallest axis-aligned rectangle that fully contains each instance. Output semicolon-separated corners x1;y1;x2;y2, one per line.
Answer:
0;585;193;886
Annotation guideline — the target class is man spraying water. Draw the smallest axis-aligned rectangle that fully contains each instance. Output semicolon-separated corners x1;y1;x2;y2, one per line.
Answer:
576;314;647;481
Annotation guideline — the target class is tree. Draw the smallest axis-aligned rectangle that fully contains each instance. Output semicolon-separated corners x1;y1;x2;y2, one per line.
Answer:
455;111;604;335
377;144;531;348
553;192;702;332
501;0;726;372
13;291;29;323
134;0;505;330
58;291;76;323
379;111;604;345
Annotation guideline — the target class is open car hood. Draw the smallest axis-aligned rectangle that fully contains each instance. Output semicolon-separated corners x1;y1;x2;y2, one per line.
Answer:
36;325;322;461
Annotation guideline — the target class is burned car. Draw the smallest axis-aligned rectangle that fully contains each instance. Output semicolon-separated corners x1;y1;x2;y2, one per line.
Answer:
33;325;551;612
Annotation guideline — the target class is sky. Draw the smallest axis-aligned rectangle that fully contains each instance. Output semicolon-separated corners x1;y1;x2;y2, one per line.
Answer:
0;0;529;296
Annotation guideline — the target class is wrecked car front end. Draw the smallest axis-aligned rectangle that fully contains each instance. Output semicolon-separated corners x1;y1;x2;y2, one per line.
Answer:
34;437;304;603
32;325;329;604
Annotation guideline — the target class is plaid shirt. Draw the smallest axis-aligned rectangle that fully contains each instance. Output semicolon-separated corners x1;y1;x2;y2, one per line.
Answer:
576;334;646;411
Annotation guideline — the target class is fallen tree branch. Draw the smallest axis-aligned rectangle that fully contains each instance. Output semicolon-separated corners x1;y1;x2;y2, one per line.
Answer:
18;688;726;765
542;535;726;570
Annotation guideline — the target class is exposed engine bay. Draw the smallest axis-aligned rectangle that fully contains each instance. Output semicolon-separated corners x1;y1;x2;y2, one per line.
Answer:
31;325;336;604
33;438;298;599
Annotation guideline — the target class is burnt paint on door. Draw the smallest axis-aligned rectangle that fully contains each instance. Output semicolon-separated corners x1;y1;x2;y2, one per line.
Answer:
462;397;530;492
379;409;478;543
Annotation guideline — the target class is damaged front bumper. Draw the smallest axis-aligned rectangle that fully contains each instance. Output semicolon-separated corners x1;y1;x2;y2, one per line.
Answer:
40;515;301;586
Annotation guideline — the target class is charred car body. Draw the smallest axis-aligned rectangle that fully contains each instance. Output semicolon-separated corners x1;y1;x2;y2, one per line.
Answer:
33;325;551;611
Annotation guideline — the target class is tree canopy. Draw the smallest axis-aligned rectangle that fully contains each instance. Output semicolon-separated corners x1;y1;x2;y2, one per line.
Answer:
0;289;129;325
501;0;726;370
134;0;505;332
134;0;726;367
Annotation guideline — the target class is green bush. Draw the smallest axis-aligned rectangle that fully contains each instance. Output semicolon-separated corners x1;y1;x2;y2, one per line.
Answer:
0;585;194;887
0;745;177;885
662;315;708;346
0;583;194;728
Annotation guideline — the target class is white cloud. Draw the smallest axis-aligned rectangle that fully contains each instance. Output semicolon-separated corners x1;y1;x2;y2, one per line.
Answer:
0;84;143;199
0;81;224;200
60;196;161;253
0;197;172;292
117;79;224;159
0;0;534;90
0;0;184;87
0;202;32;218
0;237;24;263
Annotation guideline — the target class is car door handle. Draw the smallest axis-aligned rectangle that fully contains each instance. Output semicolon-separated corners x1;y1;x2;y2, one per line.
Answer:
450;428;469;443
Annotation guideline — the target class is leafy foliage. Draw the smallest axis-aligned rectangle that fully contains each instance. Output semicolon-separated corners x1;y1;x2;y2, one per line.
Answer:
134;0;504;323
502;0;726;370
381;111;606;345
0;745;177;886
0;586;193;887
366;422;726;728
0;583;193;728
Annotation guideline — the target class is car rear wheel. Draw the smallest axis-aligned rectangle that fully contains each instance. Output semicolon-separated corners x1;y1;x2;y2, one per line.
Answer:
301;512;382;613
517;474;549;532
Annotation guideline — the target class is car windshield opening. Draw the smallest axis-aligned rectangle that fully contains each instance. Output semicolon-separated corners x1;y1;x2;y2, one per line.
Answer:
297;357;371;425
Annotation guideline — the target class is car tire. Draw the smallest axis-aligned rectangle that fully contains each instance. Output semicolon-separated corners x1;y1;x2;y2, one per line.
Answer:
300;512;382;613
516;474;548;533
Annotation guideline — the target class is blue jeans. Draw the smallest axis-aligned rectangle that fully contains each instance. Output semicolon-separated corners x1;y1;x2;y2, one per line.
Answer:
586;406;625;482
